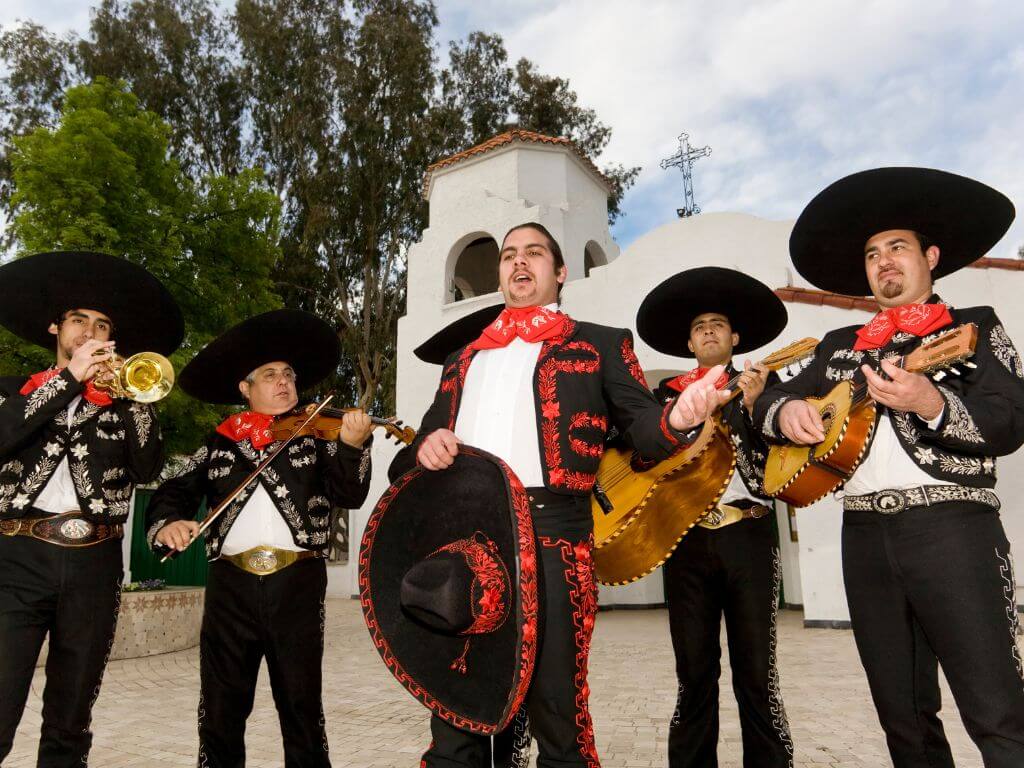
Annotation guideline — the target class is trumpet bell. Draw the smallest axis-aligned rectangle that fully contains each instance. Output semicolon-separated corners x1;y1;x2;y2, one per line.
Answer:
121;352;175;402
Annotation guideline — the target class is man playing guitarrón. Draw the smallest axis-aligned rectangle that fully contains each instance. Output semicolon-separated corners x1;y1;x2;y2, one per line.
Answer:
0;251;183;767
755;167;1024;768
637;266;793;768
146;309;374;768
391;222;731;768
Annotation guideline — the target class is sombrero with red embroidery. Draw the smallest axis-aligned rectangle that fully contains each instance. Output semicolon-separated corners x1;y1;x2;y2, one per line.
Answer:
790;167;1015;296
414;303;504;365
636;266;787;358
359;446;538;734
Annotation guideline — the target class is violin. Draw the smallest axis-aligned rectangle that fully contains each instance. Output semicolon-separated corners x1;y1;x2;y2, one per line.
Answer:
270;404;416;445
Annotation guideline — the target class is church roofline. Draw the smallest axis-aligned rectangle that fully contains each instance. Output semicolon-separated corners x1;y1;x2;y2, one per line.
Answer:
421;129;612;200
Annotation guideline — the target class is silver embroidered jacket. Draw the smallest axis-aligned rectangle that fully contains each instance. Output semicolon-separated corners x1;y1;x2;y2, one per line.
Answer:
654;363;779;501
753;302;1024;491
144;431;372;559
0;368;163;520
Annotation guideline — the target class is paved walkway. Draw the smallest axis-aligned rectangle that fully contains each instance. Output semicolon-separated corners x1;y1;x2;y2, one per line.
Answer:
6;599;994;767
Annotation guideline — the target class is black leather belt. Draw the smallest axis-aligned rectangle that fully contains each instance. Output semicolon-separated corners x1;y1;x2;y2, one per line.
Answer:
0;511;123;547
843;485;1000;515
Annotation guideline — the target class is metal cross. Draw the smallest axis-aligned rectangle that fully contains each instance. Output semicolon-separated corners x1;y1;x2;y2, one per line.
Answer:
660;132;711;218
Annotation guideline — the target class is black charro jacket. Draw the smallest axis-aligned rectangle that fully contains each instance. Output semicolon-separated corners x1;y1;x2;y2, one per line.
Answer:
654;362;780;501
0;368;163;521
389;315;692;493
145;430;373;559
753;300;1024;491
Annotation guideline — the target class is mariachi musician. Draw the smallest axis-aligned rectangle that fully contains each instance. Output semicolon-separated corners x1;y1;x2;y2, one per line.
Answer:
637;266;793;768
146;308;374;767
0;251;182;767
389;222;731;768
755;167;1024;767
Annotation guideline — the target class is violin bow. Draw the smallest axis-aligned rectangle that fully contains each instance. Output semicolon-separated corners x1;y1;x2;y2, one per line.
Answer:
159;394;335;563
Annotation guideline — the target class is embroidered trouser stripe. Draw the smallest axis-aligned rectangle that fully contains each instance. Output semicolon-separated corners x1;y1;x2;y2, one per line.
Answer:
198;558;330;768
0;536;122;768
843;501;1024;768
663;516;793;768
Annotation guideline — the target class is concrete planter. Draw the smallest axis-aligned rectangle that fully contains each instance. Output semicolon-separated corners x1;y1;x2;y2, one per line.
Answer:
37;586;204;667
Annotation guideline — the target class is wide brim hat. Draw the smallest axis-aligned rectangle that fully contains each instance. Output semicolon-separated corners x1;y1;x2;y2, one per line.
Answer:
414;304;504;365
636;266;787;358
0;251;184;355
790;167;1015;295
179;309;341;404
359;446;538;735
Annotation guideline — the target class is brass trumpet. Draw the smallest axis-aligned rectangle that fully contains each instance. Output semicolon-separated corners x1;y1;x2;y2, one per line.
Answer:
93;349;175;403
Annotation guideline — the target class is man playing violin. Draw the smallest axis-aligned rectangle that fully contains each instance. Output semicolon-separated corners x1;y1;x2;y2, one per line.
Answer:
146;308;373;768
0;251;182;767
390;222;730;768
637;267;793;768
755;168;1024;767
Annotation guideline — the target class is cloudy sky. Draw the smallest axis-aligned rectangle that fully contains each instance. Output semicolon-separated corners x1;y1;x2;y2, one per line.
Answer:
3;0;1023;257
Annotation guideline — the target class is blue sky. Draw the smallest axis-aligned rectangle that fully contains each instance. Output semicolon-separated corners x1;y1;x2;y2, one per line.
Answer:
3;0;1023;258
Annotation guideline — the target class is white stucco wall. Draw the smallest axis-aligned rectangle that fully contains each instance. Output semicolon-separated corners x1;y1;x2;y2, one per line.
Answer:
333;145;1024;627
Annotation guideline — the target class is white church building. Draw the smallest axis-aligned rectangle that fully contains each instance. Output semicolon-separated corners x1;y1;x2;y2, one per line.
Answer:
334;129;1024;627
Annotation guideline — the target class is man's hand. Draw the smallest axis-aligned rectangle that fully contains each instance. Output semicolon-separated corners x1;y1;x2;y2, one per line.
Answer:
416;428;460;471
155;520;200;552
668;364;732;433
66;339;115;383
778;400;826;445
737;361;770;411
861;360;944;421
338;410;373;448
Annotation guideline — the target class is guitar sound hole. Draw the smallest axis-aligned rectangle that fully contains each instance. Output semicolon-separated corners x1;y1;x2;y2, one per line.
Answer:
820;403;837;434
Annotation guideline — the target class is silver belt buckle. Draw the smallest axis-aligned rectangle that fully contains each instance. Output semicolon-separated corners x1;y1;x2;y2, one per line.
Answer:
871;490;907;515
59;517;94;541
247;547;279;575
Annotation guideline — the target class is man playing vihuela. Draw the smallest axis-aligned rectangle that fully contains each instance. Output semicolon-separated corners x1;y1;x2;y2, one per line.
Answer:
0;251;183;767
637;266;794;768
386;222;732;768
755;167;1024;768
146;309;373;768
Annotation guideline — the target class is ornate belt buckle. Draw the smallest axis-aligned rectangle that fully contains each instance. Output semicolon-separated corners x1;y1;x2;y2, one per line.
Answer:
703;507;726;527
247;547;279;575
871;490;907;515
59;517;94;541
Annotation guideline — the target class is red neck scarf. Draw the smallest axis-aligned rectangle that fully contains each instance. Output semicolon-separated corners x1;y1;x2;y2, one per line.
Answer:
853;303;953;351
217;411;275;450
665;367;731;393
471;306;566;350
20;368;113;407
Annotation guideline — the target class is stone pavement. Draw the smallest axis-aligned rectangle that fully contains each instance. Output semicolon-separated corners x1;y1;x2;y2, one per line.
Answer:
6;599;996;767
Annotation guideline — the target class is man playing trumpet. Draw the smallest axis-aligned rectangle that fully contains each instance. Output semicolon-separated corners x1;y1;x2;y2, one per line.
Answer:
0;250;183;767
146;309;373;767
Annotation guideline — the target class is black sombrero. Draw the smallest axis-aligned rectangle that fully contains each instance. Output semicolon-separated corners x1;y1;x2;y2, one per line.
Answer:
179;309;340;404
359;446;537;735
636;266;787;358
790;167;1015;295
0;251;183;355
414;304;504;365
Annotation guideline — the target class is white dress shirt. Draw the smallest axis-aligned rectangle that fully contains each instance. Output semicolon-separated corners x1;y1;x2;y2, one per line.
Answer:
843;408;951;496
35;395;83;514
453;304;556;488
220;481;304;555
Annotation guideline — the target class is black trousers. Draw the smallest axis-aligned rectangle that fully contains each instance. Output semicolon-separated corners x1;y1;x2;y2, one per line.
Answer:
422;494;600;768
198;557;329;768
0;534;123;768
842;501;1024;768
663;514;793;768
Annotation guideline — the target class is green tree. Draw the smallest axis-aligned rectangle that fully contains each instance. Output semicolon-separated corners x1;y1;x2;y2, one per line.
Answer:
0;0;639;415
3;78;282;453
